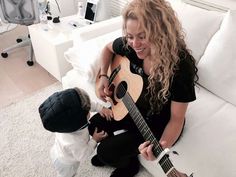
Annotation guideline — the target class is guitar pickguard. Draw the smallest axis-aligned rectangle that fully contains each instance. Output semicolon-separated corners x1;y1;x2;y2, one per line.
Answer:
108;83;117;105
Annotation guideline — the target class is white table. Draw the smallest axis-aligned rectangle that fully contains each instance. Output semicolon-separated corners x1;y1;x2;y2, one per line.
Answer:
28;15;89;81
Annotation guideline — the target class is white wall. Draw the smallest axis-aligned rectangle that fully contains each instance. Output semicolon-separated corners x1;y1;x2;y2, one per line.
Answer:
48;0;77;17
110;0;130;17
53;0;130;18
182;0;236;11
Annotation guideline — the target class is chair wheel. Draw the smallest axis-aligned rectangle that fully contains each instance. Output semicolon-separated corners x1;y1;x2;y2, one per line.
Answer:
16;38;23;43
1;52;8;58
27;60;34;66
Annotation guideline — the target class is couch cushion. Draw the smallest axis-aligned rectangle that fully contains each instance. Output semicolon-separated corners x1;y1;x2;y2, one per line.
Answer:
168;0;224;63
172;86;236;177
197;10;236;106
139;86;236;177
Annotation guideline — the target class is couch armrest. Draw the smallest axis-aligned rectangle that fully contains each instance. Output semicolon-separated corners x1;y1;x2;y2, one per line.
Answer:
72;16;122;47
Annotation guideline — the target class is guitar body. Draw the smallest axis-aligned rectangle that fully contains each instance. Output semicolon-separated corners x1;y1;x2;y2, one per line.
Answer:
96;55;143;120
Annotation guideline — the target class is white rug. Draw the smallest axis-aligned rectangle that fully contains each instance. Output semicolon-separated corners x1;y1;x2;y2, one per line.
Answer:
0;22;17;34
0;82;152;177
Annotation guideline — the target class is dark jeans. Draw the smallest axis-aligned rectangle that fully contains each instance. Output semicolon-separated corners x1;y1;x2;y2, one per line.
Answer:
88;113;185;168
88;113;144;168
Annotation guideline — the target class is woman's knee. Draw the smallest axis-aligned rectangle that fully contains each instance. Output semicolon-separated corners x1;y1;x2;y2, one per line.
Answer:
96;132;141;167
97;139;116;163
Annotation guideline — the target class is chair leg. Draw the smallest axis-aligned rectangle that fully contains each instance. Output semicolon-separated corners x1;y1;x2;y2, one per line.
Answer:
27;41;34;66
1;35;34;66
1;38;30;53
16;36;29;43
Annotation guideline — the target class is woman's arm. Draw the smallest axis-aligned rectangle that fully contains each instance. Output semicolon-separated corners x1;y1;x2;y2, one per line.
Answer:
100;42;114;76
97;42;114;102
160;101;188;148
139;101;188;160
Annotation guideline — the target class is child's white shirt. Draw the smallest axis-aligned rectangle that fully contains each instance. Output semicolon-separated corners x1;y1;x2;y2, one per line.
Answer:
51;100;104;165
52;128;97;164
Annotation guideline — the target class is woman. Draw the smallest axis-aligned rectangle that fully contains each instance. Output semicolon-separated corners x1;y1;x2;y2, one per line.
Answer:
88;0;198;176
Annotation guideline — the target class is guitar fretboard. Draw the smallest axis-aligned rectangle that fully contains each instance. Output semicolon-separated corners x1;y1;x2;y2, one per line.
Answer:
122;91;175;174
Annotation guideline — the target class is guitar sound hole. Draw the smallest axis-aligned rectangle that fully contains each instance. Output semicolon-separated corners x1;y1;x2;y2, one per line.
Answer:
116;81;127;99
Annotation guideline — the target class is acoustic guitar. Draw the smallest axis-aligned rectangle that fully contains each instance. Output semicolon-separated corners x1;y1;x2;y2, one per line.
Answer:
96;55;193;177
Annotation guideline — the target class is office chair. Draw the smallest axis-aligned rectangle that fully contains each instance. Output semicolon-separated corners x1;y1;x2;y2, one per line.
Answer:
0;0;40;66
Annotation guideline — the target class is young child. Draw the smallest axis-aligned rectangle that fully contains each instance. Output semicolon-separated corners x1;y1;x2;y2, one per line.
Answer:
38;87;113;177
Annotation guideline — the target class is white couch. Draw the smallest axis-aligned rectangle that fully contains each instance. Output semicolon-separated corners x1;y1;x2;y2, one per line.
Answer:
62;1;236;177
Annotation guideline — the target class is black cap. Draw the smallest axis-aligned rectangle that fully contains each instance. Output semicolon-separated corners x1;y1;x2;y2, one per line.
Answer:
38;88;90;133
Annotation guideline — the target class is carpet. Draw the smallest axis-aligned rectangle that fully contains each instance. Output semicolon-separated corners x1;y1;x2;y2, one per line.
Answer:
0;82;152;177
0;23;17;34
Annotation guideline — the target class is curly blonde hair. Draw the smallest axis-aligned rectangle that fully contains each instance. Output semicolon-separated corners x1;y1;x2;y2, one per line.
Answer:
122;0;192;113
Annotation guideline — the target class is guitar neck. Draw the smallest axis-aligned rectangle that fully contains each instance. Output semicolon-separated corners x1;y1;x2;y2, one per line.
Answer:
122;92;176;175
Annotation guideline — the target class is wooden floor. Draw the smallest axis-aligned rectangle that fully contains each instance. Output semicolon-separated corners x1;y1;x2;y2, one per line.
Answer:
0;25;57;108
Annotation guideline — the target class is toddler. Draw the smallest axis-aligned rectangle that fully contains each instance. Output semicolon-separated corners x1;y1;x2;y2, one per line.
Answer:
38;88;113;177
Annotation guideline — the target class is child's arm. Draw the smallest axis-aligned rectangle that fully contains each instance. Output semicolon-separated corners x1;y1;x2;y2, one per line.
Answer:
90;101;103;112
73;128;108;162
69;128;107;162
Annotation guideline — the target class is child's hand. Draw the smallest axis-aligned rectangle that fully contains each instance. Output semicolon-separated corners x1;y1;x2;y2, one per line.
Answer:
99;107;113;121
92;127;108;142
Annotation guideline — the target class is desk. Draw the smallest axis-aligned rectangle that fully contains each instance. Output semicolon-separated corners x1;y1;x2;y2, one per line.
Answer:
28;15;89;81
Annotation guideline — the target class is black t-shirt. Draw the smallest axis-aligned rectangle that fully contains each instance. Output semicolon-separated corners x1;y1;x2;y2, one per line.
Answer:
112;37;196;139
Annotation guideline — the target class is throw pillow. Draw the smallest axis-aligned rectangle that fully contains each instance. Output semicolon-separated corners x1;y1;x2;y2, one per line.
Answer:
64;29;122;82
168;0;224;63
197;10;236;106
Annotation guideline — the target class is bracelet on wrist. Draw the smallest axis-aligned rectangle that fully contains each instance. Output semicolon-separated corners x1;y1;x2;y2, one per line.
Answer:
99;74;109;79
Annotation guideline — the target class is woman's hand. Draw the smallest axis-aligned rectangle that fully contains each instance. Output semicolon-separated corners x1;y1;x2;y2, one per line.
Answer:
139;141;188;177
138;140;168;161
138;141;156;161
97;76;112;102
